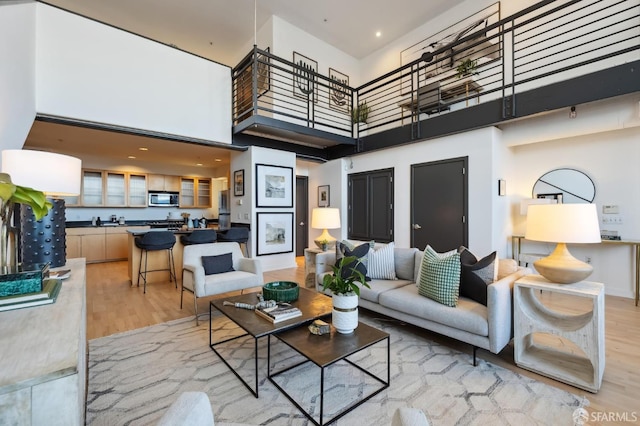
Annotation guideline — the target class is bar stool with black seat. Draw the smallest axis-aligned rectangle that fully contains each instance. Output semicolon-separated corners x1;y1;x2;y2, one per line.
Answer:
180;229;217;246
217;227;249;257
134;231;177;293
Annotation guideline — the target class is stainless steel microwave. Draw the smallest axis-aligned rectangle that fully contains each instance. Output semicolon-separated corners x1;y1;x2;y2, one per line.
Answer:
148;191;179;207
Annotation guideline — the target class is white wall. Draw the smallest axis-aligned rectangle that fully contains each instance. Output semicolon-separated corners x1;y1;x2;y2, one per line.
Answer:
0;2;36;151
35;4;232;144
232;146;296;271
330;127;499;257
507;116;640;298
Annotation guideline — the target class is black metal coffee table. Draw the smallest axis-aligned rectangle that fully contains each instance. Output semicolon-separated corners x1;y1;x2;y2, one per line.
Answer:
268;321;390;426
209;287;332;397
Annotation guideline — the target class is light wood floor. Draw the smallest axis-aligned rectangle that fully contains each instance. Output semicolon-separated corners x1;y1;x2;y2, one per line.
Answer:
86;259;640;420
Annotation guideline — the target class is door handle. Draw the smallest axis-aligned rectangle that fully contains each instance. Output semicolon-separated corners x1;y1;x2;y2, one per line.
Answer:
412;224;422;230
299;221;305;226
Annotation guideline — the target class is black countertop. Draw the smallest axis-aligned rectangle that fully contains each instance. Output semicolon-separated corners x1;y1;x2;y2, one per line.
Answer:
66;219;218;229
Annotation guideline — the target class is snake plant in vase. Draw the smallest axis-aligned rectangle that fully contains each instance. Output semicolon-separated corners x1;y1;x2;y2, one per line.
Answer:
0;173;52;273
322;255;370;334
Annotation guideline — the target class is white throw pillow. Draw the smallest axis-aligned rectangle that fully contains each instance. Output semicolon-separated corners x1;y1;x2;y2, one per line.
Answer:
367;242;397;280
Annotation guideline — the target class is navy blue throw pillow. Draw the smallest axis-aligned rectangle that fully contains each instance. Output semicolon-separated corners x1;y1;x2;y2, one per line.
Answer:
337;242;370;281
201;253;235;275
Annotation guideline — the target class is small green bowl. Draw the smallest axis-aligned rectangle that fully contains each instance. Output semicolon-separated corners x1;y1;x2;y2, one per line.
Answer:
263;281;299;303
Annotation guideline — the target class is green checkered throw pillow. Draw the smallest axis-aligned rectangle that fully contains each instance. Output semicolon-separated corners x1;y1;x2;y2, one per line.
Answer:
418;245;461;307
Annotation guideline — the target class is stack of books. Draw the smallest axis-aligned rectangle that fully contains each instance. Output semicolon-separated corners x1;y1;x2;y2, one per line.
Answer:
255;302;302;323
0;278;62;312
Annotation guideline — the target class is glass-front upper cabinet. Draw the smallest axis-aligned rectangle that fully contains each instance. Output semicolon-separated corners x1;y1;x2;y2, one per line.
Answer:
81;170;104;206
105;172;126;206
127;173;147;207
196;178;212;208
180;178;195;207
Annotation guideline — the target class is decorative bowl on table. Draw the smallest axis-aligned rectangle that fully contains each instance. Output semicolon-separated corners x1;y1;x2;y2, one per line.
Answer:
262;281;299;302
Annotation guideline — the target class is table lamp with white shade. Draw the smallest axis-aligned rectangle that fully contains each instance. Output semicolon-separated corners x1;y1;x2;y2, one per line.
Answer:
311;207;340;250
525;203;601;284
1;150;82;268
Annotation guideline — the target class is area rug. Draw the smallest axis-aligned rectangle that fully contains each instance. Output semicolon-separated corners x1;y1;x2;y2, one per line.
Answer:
86;312;585;425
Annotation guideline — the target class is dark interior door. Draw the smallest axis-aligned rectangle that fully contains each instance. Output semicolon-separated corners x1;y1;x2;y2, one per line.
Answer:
348;168;394;242
411;157;467;251
295;176;308;256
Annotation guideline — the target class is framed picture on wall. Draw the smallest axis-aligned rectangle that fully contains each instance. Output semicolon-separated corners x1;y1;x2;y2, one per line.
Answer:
233;169;244;196
257;212;294;256
255;163;293;207
318;185;330;207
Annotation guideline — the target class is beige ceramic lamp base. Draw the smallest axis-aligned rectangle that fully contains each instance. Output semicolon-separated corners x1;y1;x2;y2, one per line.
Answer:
313;228;337;250
533;243;593;284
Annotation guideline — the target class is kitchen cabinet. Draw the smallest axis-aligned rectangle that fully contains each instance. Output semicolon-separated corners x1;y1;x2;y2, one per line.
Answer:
81;170;104;206
66;226;150;263
148;174;181;192
180;177;212;208
105;171;126;206
128;173;148;207
78;169;147;207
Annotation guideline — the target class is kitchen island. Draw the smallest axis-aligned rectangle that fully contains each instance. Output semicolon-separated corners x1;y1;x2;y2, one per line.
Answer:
127;228;214;286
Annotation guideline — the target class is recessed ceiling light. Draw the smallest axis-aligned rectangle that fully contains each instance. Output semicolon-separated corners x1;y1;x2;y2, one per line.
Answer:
128;156;136;159
214;158;222;162
139;147;148;151
196;163;203;166
375;31;382;38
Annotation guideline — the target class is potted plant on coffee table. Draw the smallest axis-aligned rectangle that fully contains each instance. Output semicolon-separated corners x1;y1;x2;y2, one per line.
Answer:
322;255;370;334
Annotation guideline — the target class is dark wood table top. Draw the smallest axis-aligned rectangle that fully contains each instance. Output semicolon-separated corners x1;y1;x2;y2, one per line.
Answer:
275;321;389;367
211;287;332;338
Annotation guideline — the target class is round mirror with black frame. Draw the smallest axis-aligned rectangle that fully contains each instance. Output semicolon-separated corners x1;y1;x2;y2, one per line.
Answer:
532;168;595;204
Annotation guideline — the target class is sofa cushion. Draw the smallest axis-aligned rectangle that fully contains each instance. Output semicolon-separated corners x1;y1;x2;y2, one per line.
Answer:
337;241;371;281
498;258;518;280
395;248;418;281
359;278;413;303
459;248;497;306
417;246;461;307
379;284;489;336
201;253;234;275
368;242;397;280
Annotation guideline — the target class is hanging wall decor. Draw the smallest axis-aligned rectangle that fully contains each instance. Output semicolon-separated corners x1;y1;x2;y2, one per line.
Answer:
293;52;318;102
328;68;349;113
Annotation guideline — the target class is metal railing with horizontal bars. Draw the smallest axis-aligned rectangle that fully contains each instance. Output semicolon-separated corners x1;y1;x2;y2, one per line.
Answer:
232;0;639;145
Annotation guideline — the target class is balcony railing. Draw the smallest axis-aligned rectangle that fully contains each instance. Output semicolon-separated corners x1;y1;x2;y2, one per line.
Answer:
232;0;640;148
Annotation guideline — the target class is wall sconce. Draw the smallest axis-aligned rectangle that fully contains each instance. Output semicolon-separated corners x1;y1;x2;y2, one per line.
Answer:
498;179;506;196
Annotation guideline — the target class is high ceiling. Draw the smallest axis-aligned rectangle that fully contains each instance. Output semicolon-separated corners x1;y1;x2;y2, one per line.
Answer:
41;0;464;66
25;0;465;167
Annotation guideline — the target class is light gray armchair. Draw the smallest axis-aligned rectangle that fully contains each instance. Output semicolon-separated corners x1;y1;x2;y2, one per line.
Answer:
181;242;263;324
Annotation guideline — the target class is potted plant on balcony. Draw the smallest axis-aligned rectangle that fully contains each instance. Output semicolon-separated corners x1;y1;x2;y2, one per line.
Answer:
351;101;370;138
322;255;370;334
456;58;478;78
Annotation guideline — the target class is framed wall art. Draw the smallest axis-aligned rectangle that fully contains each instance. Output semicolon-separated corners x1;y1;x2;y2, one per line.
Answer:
318;185;330;207
257;212;294;256
255;163;293;208
293;52;318;102
233;169;244;196
328;68;349;113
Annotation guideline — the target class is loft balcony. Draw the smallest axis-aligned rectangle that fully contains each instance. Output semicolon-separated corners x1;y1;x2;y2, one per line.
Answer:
232;0;640;159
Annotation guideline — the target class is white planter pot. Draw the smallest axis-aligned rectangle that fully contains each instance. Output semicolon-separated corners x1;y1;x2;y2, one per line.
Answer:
332;293;359;334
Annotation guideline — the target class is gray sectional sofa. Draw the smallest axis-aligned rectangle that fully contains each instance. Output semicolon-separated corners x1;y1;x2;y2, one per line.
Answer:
315;245;531;364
